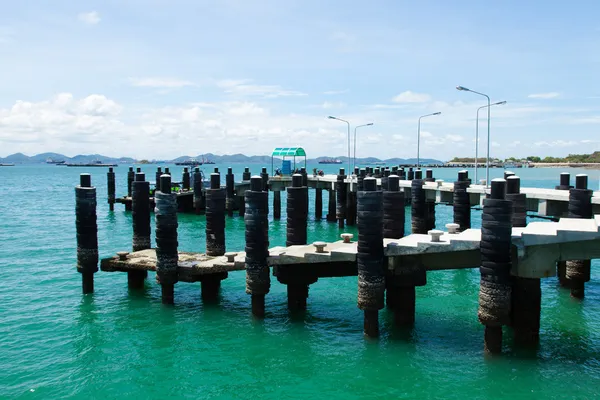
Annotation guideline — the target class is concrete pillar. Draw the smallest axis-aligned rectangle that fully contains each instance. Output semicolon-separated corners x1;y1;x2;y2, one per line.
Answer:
155;167;162;193
130;172;151;288
273;190;282;220
411;170;427;234
566;175;593;298
75;174;98;294
260;167;269;192
357;177;384;337
245;177;270;317
555;172;571;287
242;167;251;181
346;189;357;226
315;188;323;220
193;167;204;215
478;179;512;354
155;174;179;304
336;168;347;228
327;189;337;222
182;167;190;190
127;166;135;197
407;167;414;180
453;170;471;232
226;167;235;217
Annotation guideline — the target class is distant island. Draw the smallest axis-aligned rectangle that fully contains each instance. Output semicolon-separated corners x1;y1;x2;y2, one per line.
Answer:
0;152;443;166
450;152;600;164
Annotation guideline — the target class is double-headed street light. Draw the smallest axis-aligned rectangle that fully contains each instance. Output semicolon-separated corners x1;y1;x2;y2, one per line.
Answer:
456;86;492;187
417;112;441;168
475;101;506;182
354;123;374;171
328;115;351;175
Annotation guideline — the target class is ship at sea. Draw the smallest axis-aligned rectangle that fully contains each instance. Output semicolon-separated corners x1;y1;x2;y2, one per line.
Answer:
175;158;202;166
318;158;343;164
65;159;117;167
46;158;66;165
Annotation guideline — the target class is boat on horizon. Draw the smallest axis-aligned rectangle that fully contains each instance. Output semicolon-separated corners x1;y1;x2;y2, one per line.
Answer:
0;163;15;166
66;159;118;167
46;157;66;165
318;158;343;164
175;158;202;166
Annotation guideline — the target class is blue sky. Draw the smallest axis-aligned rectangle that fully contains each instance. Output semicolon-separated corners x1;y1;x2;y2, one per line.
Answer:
1;0;599;160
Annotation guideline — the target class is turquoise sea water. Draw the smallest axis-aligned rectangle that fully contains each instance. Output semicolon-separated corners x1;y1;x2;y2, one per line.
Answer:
1;164;600;399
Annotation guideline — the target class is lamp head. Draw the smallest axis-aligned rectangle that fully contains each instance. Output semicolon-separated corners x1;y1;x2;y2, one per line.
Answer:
456;86;469;91
496;101;507;105
367;123;374;126
328;116;336;119
433;112;441;115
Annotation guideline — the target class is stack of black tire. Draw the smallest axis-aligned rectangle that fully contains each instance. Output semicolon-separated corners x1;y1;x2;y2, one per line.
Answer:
245;177;270;304
155;174;179;302
182;168;190;190
357;177;385;335
478;179;512;350
566;174;593;298
286;174;308;246
127;167;135;197
411;171;427;234
555;172;571;190
260;167;269;192
193;167;204;214
205;173;226;256
453;170;471;232
358;169;366;191
226;167;235;217
505;176;526;227
383;175;405;239
132;173;151;251
336;168;347;228
75;174;98;293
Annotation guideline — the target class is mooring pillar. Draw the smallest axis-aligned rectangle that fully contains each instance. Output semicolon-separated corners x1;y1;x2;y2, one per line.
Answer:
411;170;427;234
555;172;571;287
238;190;246;217
357;177;385;337
106;167;116;211
273;190;282;220
75;174;98;294
566;175;593;298
182;167;190;191
226;167;235;217
245;176;270;317
336;168;347;228
479;179;512;354
155;174;178;304
155;167;162;193
327;189;337;222
127;166;135;197
407;167;414;181
193;167;204;214
315;188;323;220
206;173;226;256
130;172;151;288
242;167;251;181
260;167;269;192
346;187;357;226
383;175;405;310
453;170;471;232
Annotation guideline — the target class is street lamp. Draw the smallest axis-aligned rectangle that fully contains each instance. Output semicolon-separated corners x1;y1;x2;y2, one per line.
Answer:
328;116;351;175
354;123;374;171
456;86;492;187
417;112;441;168
475;101;506;182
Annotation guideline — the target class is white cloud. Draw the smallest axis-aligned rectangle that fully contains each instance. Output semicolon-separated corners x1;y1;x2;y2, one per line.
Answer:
321;102;345;109
446;134;465;142
420;131;433;138
78;11;100;25
528;92;559;99
216;79;306;98
129;77;195;88
534;140;577;147
392;134;404;141
392;91;431;103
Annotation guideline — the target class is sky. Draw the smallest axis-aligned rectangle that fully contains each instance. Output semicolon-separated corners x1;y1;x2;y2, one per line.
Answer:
1;0;600;161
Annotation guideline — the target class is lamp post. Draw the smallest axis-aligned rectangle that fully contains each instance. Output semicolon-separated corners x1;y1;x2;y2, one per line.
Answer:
353;123;374;171
456;86;491;187
328;116;351;175
417;112;441;168
475;101;506;182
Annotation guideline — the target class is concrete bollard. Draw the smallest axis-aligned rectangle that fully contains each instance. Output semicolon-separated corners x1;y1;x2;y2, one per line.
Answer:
555;172;571;286
315;188;323;220
566;174;593;298
182;167;191;191
381;169;390;191
155;174;179;304
75;174;98;294
357;177;385;338
453;170;471;232
336;168;347;228
260;167;269;192
206;173;226;256
411;170;427;234
506;176;526;227
358;168;366;191
242;167;251;181
425;170;436;231
155;167;162;193
399;167;406;180
479;178;512;354
407;167;414;181
226;167;235;217
164;167;171;176
425;169;435;182
130;172;151;288
245;176;270;317
327;189;337;222
193;167;204;215
107;167;116;211
127;167;135;198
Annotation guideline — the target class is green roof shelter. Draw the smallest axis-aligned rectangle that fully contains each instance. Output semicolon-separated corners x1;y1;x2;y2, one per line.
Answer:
271;147;307;176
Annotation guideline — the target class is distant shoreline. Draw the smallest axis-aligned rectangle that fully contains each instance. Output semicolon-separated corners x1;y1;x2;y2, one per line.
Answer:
531;162;600;169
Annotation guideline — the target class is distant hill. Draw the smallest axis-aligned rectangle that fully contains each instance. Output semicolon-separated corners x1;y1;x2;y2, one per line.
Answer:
307;156;444;165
